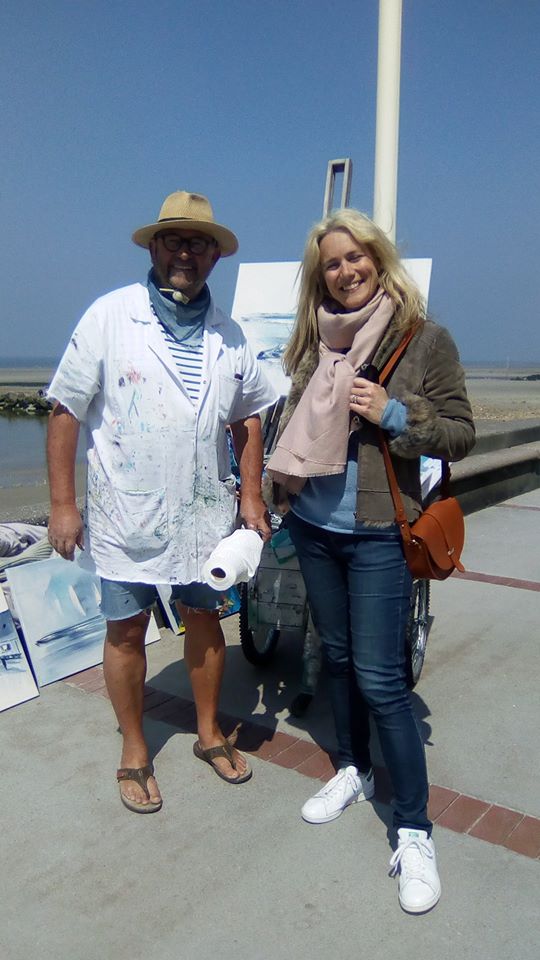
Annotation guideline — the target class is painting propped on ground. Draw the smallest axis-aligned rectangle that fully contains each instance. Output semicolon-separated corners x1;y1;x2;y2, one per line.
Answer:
7;556;159;687
156;585;241;636
232;259;433;397
0;584;39;712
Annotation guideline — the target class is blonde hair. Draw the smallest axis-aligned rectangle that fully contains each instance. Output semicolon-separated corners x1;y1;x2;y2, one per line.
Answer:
283;208;426;374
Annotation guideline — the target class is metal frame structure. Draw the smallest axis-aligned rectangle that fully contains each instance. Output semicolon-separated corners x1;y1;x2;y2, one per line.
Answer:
322;158;353;217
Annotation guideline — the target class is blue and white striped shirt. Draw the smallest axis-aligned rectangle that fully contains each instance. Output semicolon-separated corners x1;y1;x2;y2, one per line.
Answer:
158;322;204;405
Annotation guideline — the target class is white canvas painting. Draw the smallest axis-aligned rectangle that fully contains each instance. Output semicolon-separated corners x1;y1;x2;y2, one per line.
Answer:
0;584;39;712
156;585;186;636
156;585;241;635
7;556;159;687
404;259;432;304
231;262;299;397
232;259;432;397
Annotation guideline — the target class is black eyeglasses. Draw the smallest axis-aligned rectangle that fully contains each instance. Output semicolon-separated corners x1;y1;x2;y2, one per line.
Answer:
158;234;216;254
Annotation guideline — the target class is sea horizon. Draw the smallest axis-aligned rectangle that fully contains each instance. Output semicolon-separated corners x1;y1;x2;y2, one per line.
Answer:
1;357;60;368
2;355;540;373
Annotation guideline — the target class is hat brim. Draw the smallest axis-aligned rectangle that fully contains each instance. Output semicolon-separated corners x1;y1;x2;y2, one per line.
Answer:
132;218;238;257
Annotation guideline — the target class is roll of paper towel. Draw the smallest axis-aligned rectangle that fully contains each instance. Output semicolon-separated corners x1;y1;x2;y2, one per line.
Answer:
201;529;264;590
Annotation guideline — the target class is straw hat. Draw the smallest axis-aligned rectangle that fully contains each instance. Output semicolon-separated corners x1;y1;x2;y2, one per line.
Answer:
132;191;238;256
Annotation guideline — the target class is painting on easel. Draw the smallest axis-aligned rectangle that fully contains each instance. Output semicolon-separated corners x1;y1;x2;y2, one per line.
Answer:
231;258;432;398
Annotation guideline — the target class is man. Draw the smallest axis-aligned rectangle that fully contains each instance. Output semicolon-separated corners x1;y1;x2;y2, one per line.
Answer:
47;191;278;813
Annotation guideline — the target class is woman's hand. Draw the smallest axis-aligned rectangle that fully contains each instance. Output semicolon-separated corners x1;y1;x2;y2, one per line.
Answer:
349;377;389;425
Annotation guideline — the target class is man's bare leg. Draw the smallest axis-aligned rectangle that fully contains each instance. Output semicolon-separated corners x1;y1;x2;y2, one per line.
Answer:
103;611;161;806
178;604;249;780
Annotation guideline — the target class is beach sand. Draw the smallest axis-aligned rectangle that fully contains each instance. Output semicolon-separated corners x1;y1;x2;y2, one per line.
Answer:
0;367;55;393
466;377;540;421
1;366;539;523
2;366;539;418
0;368;78;523
0;464;87;525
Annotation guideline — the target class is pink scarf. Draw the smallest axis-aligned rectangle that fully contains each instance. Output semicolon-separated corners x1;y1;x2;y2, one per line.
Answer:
266;290;394;493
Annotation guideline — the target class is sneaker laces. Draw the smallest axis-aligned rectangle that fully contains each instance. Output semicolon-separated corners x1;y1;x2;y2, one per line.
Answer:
389;834;433;880
320;768;358;799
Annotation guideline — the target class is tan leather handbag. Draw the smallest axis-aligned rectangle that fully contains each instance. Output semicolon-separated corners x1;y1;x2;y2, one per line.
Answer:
381;442;465;579
377;327;466;581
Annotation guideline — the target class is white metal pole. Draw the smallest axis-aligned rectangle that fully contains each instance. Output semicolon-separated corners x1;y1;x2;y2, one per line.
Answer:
373;0;403;243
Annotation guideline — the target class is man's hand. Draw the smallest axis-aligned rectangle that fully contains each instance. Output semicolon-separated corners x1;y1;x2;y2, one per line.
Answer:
239;493;272;542
47;403;82;560
48;503;84;560
229;416;272;541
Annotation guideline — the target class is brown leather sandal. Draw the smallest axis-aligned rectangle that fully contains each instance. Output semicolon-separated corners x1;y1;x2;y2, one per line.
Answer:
193;739;252;784
116;763;163;813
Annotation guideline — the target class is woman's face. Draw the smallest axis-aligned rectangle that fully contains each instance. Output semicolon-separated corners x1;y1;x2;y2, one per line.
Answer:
319;229;379;311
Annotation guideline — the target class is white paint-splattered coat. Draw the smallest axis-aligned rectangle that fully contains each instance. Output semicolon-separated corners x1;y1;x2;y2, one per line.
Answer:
48;283;278;584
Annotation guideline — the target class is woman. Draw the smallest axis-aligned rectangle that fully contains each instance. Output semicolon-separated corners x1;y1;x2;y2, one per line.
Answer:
266;209;474;914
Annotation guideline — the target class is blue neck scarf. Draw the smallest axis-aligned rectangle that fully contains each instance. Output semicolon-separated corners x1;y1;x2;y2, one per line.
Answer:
147;269;210;347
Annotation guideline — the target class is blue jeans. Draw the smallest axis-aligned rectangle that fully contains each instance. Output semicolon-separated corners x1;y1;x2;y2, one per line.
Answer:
286;511;431;834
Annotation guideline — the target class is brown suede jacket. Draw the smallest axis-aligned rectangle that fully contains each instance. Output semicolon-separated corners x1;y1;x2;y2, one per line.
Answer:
269;316;475;524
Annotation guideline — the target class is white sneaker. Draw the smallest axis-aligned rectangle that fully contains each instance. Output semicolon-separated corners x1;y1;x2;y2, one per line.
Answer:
301;766;375;824
389;828;441;914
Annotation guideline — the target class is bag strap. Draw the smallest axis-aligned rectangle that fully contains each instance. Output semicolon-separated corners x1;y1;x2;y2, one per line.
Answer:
376;323;451;535
379;430;414;545
378;323;420;385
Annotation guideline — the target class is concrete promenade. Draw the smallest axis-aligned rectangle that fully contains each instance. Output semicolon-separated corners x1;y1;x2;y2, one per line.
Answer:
1;491;539;960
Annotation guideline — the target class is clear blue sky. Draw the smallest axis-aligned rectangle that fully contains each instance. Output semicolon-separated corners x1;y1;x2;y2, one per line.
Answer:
1;0;539;364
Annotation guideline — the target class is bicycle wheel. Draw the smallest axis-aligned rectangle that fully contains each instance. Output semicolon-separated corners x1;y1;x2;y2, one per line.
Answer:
239;582;281;666
405;579;431;688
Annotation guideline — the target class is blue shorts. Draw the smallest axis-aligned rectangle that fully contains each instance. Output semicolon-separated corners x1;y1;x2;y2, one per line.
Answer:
100;578;226;622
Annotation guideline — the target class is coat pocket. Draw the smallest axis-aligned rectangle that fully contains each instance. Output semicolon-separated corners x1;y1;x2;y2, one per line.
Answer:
217;374;242;422
112;487;169;559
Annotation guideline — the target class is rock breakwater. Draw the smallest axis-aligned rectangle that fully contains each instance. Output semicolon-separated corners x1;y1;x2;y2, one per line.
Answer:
0;391;52;416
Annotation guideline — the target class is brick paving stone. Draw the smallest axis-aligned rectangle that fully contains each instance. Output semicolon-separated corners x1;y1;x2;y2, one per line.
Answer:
143;689;177;711
64;673;85;687
171;695;193;712
82;665;104;680
295;749;337;781
175;708;198;734
216;712;245;741
428;784;461;821
77;673;108;693
240;725;298;760
154;698;197;729
65;665;104;689
72;678;540;859
469;805;524;845
454;570;540;592
436;794;491;833
234;720;280;753
503;815;540;859
145;697;187;723
270;738;321;770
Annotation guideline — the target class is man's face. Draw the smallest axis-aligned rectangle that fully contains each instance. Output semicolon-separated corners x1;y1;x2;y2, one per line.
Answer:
149;229;221;300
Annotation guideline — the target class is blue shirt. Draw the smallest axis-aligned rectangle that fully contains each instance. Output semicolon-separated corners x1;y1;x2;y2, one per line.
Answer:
290;398;407;532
